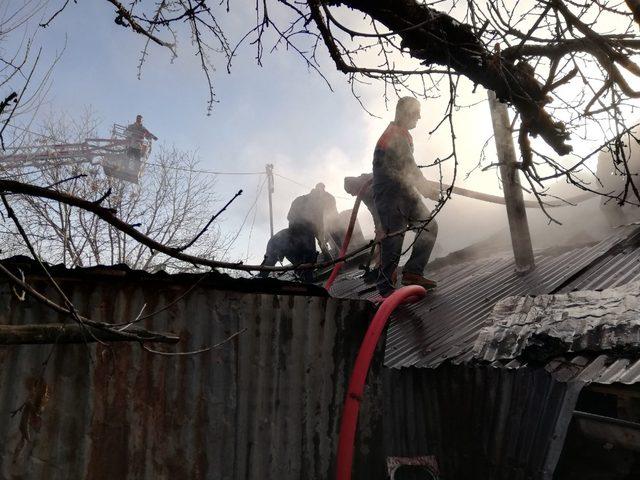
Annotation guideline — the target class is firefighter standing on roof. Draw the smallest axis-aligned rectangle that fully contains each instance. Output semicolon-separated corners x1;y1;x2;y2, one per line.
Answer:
373;97;440;297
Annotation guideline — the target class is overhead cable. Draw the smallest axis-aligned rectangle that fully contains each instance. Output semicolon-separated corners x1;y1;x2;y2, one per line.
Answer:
144;161;264;176
274;172;351;200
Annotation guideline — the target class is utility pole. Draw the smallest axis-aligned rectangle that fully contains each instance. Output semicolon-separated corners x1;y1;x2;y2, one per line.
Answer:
487;91;535;273
265;164;275;238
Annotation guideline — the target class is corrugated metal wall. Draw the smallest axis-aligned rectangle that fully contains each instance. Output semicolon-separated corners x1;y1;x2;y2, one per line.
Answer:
0;272;384;480
384;364;581;480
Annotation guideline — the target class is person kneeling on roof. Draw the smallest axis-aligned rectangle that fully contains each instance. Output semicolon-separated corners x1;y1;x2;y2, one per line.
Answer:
372;96;440;297
259;227;317;283
259;187;333;282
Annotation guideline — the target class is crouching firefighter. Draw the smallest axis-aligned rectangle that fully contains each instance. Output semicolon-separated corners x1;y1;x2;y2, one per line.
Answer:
373;96;440;297
259;190;329;282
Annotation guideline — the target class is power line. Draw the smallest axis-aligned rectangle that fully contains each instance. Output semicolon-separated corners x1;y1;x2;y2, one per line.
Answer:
244;188;261;262
274;172;351;200
221;175;268;259
3;123;56;141
274;172;312;190
144;161;264;176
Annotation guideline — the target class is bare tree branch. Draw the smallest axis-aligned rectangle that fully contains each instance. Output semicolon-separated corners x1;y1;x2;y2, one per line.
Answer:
0;261;179;343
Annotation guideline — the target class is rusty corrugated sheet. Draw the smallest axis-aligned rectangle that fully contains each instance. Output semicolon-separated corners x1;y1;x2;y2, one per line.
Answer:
0;268;383;480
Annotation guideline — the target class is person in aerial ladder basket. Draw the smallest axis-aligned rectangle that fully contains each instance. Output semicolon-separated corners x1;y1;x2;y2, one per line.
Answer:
373;96;440;297
125;114;158;161
259;188;333;282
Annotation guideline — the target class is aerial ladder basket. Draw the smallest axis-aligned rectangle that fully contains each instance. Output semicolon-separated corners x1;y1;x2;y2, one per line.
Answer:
0;123;152;185
99;123;151;184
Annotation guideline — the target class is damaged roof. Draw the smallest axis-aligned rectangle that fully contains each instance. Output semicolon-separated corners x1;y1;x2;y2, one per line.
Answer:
329;224;640;369
472;279;640;364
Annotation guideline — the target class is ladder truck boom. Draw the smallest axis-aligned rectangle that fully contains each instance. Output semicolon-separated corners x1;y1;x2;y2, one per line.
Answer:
0;123;152;183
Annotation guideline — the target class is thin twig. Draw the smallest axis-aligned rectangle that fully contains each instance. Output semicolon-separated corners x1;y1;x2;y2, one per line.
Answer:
45;174;86;189
142;327;247;356
177;189;242;252
40;0;73;28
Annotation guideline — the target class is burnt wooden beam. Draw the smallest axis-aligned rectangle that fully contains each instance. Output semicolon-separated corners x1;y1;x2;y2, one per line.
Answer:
488;91;535;273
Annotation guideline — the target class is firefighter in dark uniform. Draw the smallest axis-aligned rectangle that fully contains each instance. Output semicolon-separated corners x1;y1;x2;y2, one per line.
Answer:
259;190;330;282
372;97;440;297
125;114;158;161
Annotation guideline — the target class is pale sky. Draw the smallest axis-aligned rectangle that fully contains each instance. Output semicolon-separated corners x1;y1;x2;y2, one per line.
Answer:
2;1;617;267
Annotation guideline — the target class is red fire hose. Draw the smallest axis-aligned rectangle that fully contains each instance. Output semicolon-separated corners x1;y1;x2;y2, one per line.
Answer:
325;179;373;291
336;285;427;480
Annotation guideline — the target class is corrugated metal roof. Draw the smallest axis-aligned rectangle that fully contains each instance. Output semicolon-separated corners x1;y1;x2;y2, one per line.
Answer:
329;225;640;369
2;254;330;298
545;355;640;385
